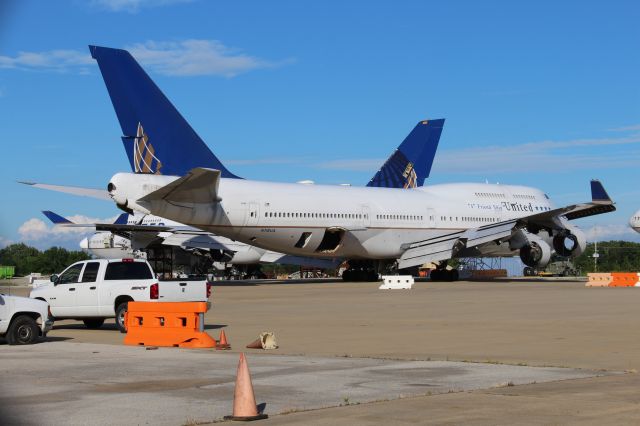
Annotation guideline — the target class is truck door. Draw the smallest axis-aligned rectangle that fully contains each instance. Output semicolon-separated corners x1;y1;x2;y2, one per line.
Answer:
51;263;84;316
75;262;101;316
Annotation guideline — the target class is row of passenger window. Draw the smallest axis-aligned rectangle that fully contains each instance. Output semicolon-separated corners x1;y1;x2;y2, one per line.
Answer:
375;214;424;221
441;216;498;223
265;212;366;219
475;192;506;199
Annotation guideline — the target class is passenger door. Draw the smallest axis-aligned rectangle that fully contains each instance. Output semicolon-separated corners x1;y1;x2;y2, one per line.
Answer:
51;263;84;316
75;262;101;316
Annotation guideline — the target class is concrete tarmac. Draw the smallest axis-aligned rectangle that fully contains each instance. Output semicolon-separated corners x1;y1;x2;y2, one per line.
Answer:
0;342;601;425
2;279;639;424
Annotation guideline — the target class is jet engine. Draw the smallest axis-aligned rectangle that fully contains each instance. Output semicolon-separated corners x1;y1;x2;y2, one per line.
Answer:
107;182;133;214
552;228;586;257
518;234;552;268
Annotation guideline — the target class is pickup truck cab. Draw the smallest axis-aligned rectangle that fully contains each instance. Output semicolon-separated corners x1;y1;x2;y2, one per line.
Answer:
30;258;210;332
0;294;53;344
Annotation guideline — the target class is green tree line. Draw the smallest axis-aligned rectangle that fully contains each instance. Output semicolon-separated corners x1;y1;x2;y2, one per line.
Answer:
0;243;90;276
573;240;640;273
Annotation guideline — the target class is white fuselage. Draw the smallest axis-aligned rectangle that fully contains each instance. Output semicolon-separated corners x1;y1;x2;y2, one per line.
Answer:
80;232;132;259
630;209;640;233
83;213;335;267
110;173;557;260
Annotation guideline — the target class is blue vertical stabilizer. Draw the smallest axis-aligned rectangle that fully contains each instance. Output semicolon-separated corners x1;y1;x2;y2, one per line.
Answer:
89;45;240;178
367;119;444;188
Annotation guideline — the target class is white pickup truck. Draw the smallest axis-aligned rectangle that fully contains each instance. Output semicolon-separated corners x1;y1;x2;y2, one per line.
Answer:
0;294;53;344
30;258;210;332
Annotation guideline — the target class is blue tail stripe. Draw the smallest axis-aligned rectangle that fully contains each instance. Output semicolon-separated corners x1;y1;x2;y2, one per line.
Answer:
590;180;611;202
367;119;444;188
113;213;129;225
89;45;240;179
42;211;72;224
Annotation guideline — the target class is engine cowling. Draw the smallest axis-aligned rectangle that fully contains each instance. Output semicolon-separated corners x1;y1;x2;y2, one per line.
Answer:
519;238;552;268
552;229;586;257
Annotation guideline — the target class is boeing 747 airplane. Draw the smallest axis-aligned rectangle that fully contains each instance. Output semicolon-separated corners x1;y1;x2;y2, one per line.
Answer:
88;45;615;280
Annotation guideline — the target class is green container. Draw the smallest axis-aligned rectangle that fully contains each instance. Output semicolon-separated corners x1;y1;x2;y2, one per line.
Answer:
0;266;15;279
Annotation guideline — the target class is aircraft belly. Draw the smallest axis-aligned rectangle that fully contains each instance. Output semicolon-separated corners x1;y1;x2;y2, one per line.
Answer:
87;247;134;259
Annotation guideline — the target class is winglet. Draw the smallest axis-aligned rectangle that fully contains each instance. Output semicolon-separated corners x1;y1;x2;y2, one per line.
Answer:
590;180;613;203
113;213;129;225
42;211;73;225
367;119;445;189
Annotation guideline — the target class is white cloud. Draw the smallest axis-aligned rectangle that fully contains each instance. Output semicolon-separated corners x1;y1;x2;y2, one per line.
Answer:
312;134;640;175
0;236;14;248
18;215;118;242
0;49;93;73
127;40;284;77
584;224;639;242
0;40;286;77
317;158;384;172
431;135;640;175
608;124;640;132
225;157;309;166
91;0;193;13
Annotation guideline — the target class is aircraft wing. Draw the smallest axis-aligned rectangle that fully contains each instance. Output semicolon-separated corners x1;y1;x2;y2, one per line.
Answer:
160;233;252;252
139;168;221;204
20;181;111;201
399;220;518;269
398;180;615;269
514;180;616;230
259;251;341;269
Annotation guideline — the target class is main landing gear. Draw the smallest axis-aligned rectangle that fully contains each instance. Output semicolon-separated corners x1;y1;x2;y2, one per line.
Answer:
429;263;459;282
341;260;379;282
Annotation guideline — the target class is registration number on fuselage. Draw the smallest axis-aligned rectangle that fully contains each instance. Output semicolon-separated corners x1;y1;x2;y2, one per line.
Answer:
260;228;276;233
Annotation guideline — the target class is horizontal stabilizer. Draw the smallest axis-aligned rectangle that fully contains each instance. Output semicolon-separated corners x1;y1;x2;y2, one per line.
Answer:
19;181;111;201
42;211;72;225
139;168;221;205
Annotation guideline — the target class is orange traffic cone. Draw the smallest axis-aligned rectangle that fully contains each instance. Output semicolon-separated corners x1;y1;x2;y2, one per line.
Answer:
224;353;268;421
216;329;230;350
246;338;262;349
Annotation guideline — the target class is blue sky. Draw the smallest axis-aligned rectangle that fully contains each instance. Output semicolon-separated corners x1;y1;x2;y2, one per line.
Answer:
0;0;639;250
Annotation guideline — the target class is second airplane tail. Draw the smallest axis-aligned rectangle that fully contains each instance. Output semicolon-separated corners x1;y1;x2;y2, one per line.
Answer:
89;45;240;179
367;119;444;189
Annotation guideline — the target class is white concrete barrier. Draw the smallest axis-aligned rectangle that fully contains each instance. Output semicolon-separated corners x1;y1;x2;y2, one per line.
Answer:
379;275;414;289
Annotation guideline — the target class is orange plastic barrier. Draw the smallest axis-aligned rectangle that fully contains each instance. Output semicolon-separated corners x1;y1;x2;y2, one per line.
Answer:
609;272;640;287
586;273;612;287
123;301;216;348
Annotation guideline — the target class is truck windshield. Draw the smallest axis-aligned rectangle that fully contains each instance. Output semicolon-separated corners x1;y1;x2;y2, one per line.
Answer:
104;262;153;280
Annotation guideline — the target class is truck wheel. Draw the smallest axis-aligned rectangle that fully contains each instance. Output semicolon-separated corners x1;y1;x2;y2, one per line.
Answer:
116;302;128;334
7;315;40;345
83;319;105;329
